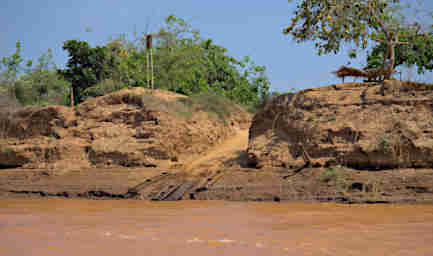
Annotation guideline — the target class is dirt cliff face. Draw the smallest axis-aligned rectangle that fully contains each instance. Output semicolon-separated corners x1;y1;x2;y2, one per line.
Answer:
0;88;250;170
248;81;433;170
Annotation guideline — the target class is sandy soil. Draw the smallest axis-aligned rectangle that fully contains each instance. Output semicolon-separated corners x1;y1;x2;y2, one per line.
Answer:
182;128;249;174
1;199;433;256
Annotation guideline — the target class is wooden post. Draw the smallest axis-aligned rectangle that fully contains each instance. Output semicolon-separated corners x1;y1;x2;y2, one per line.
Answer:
70;87;74;107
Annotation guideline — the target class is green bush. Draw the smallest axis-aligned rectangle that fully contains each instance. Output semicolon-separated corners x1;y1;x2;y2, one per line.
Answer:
319;167;339;183
378;135;390;153
3;147;13;153
328;114;337;121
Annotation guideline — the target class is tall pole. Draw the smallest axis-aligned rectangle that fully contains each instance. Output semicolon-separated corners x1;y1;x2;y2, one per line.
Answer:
150;47;154;90
146;34;154;89
146;49;150;89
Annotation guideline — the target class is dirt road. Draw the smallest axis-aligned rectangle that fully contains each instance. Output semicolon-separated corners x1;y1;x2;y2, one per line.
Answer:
181;128;249;174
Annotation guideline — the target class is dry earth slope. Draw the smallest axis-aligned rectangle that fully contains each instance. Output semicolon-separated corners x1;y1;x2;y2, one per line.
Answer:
248;80;433;170
0;88;251;170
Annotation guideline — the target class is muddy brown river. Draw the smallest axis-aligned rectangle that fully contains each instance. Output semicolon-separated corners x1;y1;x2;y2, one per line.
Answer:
1;199;433;256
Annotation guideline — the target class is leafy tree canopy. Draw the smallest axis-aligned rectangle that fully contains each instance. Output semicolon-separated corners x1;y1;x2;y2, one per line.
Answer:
58;40;114;104
100;15;270;106
366;29;433;74
284;0;431;79
3;15;270;108
1;43;69;106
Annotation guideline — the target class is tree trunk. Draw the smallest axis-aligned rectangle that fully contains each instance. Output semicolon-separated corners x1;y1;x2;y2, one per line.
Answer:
386;41;396;80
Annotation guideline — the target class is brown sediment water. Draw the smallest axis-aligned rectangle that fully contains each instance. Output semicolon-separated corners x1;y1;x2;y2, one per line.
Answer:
1;199;433;256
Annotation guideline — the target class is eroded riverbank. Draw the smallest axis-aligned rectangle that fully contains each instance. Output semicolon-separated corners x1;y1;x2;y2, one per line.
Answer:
1;199;433;256
1;167;433;204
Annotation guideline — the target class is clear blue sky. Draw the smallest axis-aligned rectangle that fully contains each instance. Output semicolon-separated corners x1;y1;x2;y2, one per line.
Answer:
1;0;432;92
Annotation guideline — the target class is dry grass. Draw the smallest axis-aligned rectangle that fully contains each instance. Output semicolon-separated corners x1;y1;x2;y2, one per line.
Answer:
332;65;393;82
178;92;243;120
333;66;367;80
120;90;243;123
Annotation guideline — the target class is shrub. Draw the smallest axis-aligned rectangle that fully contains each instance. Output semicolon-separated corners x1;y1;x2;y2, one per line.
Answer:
378;135;390;153
328;114;337;121
319;167;339;183
3;147;13;153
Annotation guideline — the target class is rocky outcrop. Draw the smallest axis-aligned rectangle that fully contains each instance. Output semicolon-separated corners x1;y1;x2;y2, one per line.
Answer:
248;80;433;170
0;88;250;170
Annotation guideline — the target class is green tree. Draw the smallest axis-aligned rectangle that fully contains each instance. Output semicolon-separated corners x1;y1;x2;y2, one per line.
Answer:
284;0;431;79
1;43;70;106
366;30;433;74
58;40;113;105
152;15;269;105
0;41;28;99
0;41;24;84
20;49;70;105
82;15;269;107
26;49;55;102
104;38;146;86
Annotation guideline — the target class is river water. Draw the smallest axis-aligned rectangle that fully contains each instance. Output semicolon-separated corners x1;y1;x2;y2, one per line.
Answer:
1;199;433;256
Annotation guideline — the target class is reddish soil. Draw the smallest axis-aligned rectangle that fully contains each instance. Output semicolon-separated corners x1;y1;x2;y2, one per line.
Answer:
1;199;433;256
